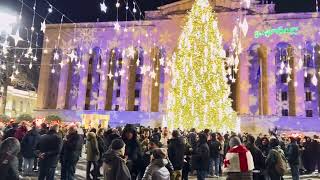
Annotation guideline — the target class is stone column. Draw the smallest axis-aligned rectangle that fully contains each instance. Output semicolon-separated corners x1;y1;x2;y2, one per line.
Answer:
97;50;110;110
292;45;305;116
140;49;152;112
236;52;250;114
266;48;277;115
56;57;70;109
76;52;90;110
89;47;101;110
37;49;52;109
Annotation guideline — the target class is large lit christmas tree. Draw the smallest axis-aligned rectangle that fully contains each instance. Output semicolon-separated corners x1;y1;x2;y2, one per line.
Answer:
167;0;238;131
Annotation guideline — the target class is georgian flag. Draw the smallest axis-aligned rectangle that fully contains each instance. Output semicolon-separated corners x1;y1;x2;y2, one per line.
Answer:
223;145;254;173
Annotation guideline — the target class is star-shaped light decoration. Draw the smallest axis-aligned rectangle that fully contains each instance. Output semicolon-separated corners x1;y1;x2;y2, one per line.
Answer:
100;1;107;13
9;74;15;81
29;63;33;69
32;56;38;61
15;69;19;75
150;70;156;79
127;46;135;58
107;71;114;79
140;65;147;75
68;50;78;61
41;20;46;33
119;69;125;76
240;18;249;37
77;61;82;69
10;29;23;46
312;74;318;86
114;22;120;31
27;46;33;55
59;60;65;67
164;66;170;74
54;52;59;60
159;57;165;66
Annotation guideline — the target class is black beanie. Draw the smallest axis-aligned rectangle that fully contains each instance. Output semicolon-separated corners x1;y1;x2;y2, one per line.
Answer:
111;138;125;150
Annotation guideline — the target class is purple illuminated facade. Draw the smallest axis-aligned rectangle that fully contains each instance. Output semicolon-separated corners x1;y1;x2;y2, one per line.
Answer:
37;0;320;133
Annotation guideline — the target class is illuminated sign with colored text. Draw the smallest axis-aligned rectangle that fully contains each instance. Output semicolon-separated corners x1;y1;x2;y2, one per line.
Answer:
254;26;299;39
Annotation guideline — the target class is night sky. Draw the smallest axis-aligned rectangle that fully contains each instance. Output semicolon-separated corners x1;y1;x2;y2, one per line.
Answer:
1;0;319;25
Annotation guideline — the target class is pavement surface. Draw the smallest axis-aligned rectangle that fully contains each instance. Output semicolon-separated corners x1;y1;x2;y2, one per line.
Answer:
20;155;320;180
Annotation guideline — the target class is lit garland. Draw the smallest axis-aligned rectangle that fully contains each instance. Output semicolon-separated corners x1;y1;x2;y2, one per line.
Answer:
167;0;237;131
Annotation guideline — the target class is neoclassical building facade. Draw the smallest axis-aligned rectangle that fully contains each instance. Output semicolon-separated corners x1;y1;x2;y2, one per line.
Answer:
37;0;320;131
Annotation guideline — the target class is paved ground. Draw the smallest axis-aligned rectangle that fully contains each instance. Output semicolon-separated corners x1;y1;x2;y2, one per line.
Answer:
21;155;320;180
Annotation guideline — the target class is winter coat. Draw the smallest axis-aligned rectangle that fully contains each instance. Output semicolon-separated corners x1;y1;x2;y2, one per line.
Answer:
37;130;63;168
124;138;143;170
191;142;210;171
61;132;83;164
142;159;170;180
0;137;20;180
265;146;285;178
168;137;185;170
21;128;40;158
246;144;266;171
103;149;131;180
14;126;27;141
187;132;197;150
287;142;299;165
97;135;106;159
209;139;222;159
86;132;100;161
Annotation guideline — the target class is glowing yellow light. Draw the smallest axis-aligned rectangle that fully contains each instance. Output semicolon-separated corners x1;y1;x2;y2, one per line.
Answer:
167;0;236;131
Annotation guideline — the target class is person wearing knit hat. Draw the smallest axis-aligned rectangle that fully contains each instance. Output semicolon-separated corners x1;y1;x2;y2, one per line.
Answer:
103;138;131;180
224;136;254;180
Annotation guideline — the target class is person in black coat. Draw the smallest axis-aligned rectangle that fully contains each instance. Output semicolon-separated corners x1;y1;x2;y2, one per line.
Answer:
287;137;299;180
21;125;40;176
37;124;63;180
246;135;266;180
61;125;83;180
0;137;20;180
168;130;186;180
208;133;222;177
192;133;209;180
96;128;106;177
122;125;143;180
302;136;316;173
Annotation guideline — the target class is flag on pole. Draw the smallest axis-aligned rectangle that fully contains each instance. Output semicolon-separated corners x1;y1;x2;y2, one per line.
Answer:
256;65;261;82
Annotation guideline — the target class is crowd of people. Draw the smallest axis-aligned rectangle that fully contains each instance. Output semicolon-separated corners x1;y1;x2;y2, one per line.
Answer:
0;120;319;180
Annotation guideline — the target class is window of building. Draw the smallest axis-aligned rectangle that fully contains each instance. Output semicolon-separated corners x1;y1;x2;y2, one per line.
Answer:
117;77;121;86
116;89;121;97
306;110;313;117
118;58;123;69
281;91;288;101
135;90;140;98
281;74;288;83
134;105;139;111
114;105;119;111
281;109;289;116
306;91;312;101
136;74;142;82
305;74;311;87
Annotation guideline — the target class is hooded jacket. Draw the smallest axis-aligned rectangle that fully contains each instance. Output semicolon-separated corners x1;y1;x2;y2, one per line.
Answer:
142;159;170;180
103;149;131;180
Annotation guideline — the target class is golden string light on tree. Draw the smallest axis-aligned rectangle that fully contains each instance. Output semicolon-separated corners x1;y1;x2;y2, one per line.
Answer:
167;0;238;131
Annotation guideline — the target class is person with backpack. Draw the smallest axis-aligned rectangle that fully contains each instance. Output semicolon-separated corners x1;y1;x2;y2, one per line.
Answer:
266;137;287;180
191;133;210;180
287;137;300;180
208;133;221;177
